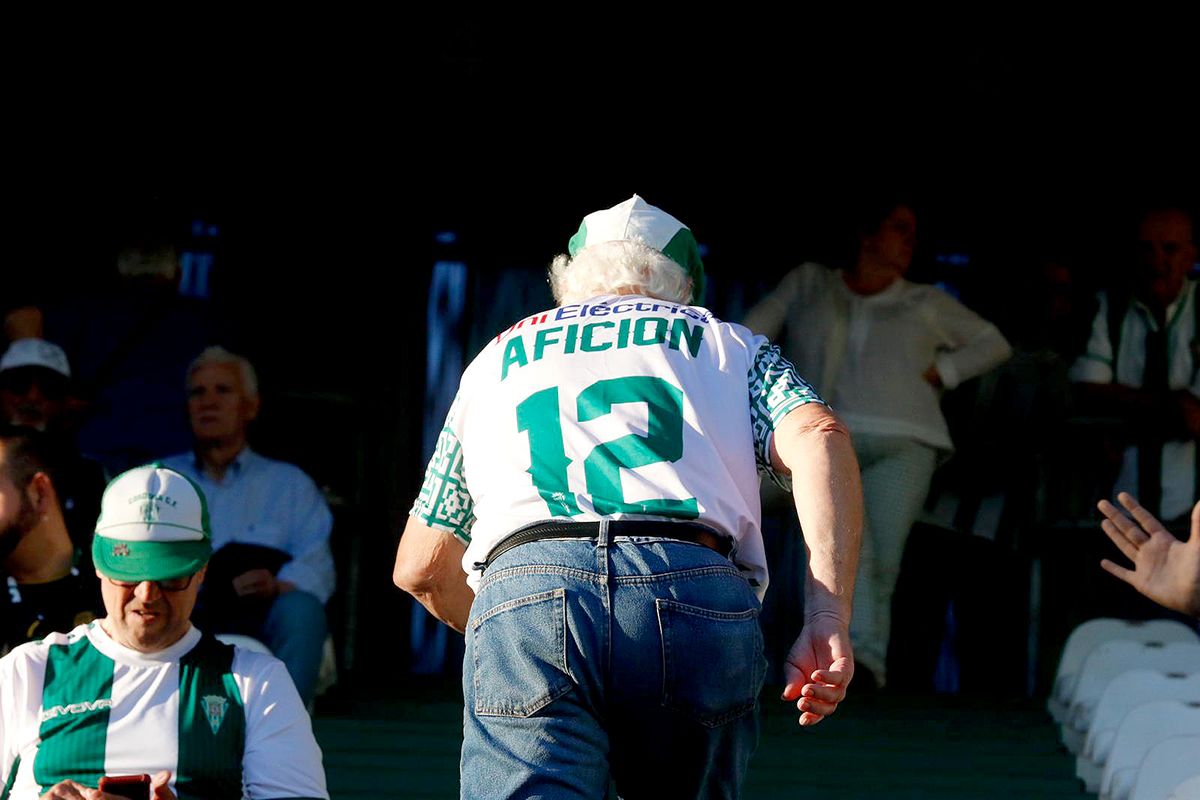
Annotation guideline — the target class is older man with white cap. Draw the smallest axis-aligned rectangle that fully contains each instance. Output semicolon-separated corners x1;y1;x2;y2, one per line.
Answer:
395;195;863;799
0;464;328;800
0;338;72;433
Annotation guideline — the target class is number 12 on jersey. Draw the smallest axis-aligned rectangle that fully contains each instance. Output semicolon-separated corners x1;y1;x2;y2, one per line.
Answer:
516;376;699;519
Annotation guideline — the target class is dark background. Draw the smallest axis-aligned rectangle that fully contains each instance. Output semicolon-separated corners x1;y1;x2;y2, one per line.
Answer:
11;21;1197;278
6;21;1197;682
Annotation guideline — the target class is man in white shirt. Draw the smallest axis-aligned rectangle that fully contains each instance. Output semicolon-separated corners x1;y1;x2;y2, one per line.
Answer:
162;347;335;707
1070;207;1200;523
0;464;328;800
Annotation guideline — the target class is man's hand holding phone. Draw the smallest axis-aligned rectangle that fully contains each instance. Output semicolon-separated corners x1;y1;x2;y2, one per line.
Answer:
41;771;175;800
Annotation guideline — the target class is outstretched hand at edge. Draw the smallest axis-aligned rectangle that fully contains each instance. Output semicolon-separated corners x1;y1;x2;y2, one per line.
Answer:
1098;492;1200;618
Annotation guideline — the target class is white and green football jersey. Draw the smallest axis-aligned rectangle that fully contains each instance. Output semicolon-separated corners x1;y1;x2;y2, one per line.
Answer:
0;623;328;800
411;295;824;597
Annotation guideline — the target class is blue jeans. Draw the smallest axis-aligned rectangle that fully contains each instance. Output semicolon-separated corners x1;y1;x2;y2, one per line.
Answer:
261;590;328;707
461;523;766;799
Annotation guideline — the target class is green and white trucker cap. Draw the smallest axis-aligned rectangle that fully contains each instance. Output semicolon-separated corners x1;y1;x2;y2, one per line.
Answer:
92;464;213;582
567;194;707;304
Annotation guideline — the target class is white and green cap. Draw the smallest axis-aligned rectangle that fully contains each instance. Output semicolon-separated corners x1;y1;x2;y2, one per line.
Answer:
567;194;706;304
92;464;213;582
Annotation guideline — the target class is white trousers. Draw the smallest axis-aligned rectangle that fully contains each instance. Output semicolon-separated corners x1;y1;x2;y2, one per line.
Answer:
848;432;939;685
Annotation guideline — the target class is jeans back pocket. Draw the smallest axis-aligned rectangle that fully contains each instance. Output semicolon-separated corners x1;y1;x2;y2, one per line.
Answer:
471;587;574;717
657;598;765;728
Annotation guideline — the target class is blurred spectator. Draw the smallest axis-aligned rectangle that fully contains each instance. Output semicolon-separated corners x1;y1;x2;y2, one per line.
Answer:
3;306;44;341
1002;255;1090;360
0;339;71;431
45;239;224;474
744;199;1011;688
936;253;1084;533
0;338;107;550
162;346;334;706
0;425;101;655
1069;207;1199;524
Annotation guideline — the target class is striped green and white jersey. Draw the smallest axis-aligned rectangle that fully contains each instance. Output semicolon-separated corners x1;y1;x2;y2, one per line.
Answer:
410;295;825;598
0;623;328;800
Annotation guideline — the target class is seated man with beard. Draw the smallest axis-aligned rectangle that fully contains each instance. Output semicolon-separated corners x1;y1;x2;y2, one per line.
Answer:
0;424;101;656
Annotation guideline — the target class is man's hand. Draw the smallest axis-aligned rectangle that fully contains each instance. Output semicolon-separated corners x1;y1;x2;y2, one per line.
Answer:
40;780;96;799
232;569;293;599
781;612;854;727
39;772;175;800
150;770;176;799
1098;492;1200;618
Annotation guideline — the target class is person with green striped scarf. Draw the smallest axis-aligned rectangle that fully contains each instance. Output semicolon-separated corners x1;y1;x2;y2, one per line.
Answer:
0;465;328;800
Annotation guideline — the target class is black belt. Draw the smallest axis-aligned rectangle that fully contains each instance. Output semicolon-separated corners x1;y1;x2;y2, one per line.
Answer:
479;520;732;570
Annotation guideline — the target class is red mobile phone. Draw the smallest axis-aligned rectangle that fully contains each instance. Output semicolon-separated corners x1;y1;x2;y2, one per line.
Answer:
98;774;152;800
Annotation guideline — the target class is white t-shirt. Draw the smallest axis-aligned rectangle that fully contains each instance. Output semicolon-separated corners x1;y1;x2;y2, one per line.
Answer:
0;623;328;800
743;262;1013;450
410;295;825;598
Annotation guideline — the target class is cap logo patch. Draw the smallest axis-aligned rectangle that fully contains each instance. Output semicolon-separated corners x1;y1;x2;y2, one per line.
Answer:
112;543;130;557
131;492;177;525
202;694;229;734
128;492;178;508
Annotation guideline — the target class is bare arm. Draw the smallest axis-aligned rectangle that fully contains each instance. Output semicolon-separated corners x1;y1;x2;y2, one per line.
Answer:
770;402;863;725
393;517;474;634
742;267;803;341
927;291;1012;389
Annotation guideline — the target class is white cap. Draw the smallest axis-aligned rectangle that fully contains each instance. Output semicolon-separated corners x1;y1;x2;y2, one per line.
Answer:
0;338;71;378
567;195;706;303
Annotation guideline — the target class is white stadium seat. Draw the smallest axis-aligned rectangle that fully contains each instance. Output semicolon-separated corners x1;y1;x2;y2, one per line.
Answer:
1130;736;1200;800
1100;701;1200;800
1077;670;1200;792
1063;641;1200;754
1050;618;1198;724
1169;775;1200;800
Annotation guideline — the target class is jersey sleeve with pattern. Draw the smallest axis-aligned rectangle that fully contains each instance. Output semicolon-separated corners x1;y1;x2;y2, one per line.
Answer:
748;341;825;491
410;396;476;544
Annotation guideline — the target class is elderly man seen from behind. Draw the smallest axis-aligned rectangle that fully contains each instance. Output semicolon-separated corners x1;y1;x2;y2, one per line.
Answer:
395;195;863;799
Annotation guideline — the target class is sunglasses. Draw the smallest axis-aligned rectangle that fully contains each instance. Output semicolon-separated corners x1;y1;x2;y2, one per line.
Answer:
106;574;196;592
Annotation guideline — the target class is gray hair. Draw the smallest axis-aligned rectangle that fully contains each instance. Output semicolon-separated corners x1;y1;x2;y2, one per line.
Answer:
548;240;693;305
186;346;259;398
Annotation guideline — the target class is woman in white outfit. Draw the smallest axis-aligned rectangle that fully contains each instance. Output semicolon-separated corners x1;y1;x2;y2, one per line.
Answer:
744;201;1012;688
